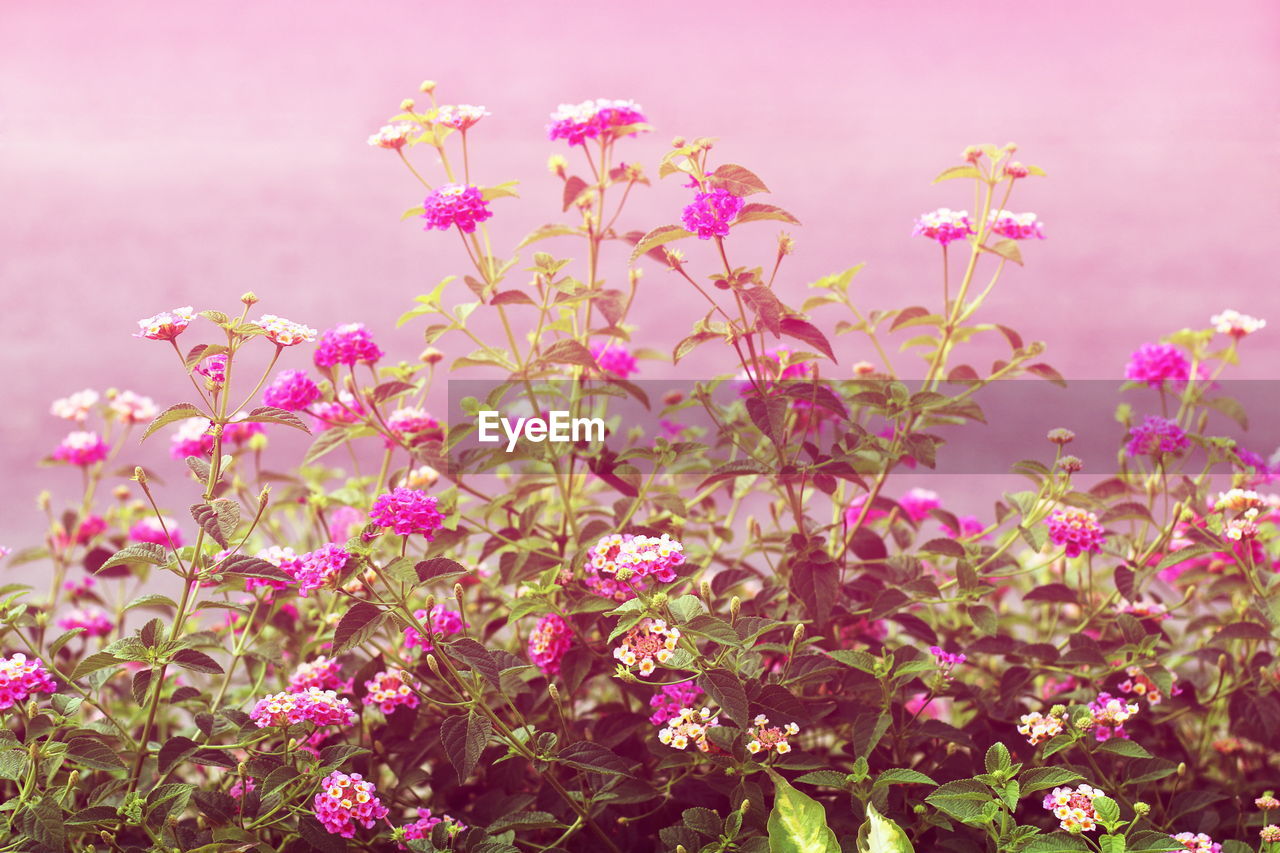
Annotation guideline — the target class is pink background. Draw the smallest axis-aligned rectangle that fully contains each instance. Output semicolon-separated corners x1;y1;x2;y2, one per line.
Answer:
3;1;1279;545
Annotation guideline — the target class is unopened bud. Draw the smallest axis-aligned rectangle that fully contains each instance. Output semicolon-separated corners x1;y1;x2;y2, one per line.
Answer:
962;145;982;163
1177;761;1186;776
662;390;684;406
777;232;796;256
1047;428;1075;445
418;80;436;93
113;485;131;501
1058;455;1083;474
240;291;259;306
791;623;805;646
548;684;560;703
423;594;436;610
739;799;750;813
419;347;444;364
1133;801;1150;816
453;582;464;601
853;360;876;376
699;580;712;601
1004;161;1029;179
677;846;688;853
400;98;415;111
1004;142;1018;153
37;490;51;511
730;596;741;620
547;154;568;176
426;654;442;678
671;136;686;148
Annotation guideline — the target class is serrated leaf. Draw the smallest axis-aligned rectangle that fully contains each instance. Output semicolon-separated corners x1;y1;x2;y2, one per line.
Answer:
629;224;695;264
141;403;205;441
190;499;240;548
709;163;770;196
172;648;224;674
303;428;351;466
243;406;311;434
557;740;634;776
698;669;749;726
66;738;127;771
874;768;937;788
1018;765;1083;794
924;779;994;824
72;651;123;681
766;770;840;853
333;603;385;654
28;795;66;850
856;802;914;853
540;338;598;370
734;202;801;226
778;316;836;362
932;165;983;183
98;543;169;572
441;638;501;688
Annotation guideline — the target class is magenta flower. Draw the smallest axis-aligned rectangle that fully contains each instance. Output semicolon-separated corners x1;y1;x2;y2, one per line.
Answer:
912;208;974;246
56;607;113;638
170;418;214;460
940;515;987;539
327;505;365;542
1046;507;1106;558
314;323;384;369
109;391;158;424
421;184;493;234
312;392;366;430
291;544;350;596
363;669;419;714
129;517;183;548
548;98;647;146
250;687;356;729
229;778;255;800
1125;343;1203;388
366;124;414;150
313;771;389;838
681;187;745;240
649;681;702;726
1043;784;1104;833
528;613;573;675
929;646;967;668
899;488;941;523
195;354;228;387
0;654;57;709
257;314;317;347
288;656;348;693
590;342;638;378
370;487;444;538
1126;415;1190;458
403;810;467;843
1089;691;1139;742
385;407;443;448
1169;832;1221;852
222;417;265;445
987;209;1046;240
403;604;466;653
53;431;109;466
135;306;195;341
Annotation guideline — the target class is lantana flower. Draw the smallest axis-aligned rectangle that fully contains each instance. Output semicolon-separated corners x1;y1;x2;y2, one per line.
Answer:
53;432;110;466
548;99;647;146
250;687;356;729
590;342;638;378
1169;832;1222;852
135;306;195;341
263;369;321;411
129;517;183;548
314;323;384;368
987;210;1046;240
681;187;744;240
649;682;702;726
1089;692;1139;742
1017;710;1065;746
367;124;415;150
746;715;799;755
1125;343;1203;388
258;315;318;347
528;613;573;675
51;390;99;423
109;391;158;424
1042;784;1105;833
313;771;389;838
363;669;420;714
288;656;348;693
56;607;113;638
912;208;973;246
1211;309;1265;338
613;618;681;677
0;654;58;709
403;604;466;653
1126;415;1190;458
170;418;214;460
402;809;467;844
1046;507;1106;558
658;707;718;752
434;104;489;130
291;544;350;596
422;185;493;234
581;533;686;601
370;488;444;539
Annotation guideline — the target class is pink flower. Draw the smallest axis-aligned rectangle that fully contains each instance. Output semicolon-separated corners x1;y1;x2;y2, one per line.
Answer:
53;431;109;466
129;517;183;548
1125;343;1202;388
250;687;356;729
1088;692;1139;742
50;390;99;422
528;613;573;675
1126;415;1190;457
578;533;686;601
613;618;680;678
1046;507;1106;558
845;493;888;526
370;488;444;539
912;208;974;246
367;124;414;150
404;605;466;653
422;184;493;234
1017;710;1065;745
291;544;350;596
987;210;1046;240
223;416;265;445
1211;309;1265;338
195;353;228;386
940;515;987;539
1042;785;1104;833
135;306;195;341
435;104;489;130
385;408;443;448
929;645;967;668
681;187;745;240
0;654;57;709
900;488;941;523
745;714;799;756
591;342;638;378
658;707;719;751
229;778;255;800
288;656;349;693
1169;832;1222;853
109;391;158;424
312;392;365;430
62;573;96;597
56;607;113;637
650;681;702;726
548;99;647;146
402;810;466;844
313;771;389;838
257;315;317;347
314;323;384;369
327;506;365;542
363;669;419;714
248;546;300;594
170;418;214;459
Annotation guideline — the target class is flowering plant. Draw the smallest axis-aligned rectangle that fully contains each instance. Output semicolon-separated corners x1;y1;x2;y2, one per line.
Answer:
2;82;1278;853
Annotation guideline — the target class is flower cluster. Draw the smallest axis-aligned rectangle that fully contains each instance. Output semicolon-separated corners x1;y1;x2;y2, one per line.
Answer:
258;314;317;347
170;418;214;459
290;544;350;596
312;392;365;430
51;390;98;422
1017;710;1065;746
649;681;702;726
263;369;321;411
987;209;1046;240
1118;666;1177;705
385;407;443;447
403;605;466;653
110;390;158;423
591;341;638;378
370;488;445;538
367;124;414;150
435;104;489;130
129;517;182;547
582;533;686;600
613;618;681;677
402;809;467;842
1042;784;1105;833
57;607;113;637
314;323;384;368
53;432;109;466
0;654;57;709
1046;507;1106;558
288;656;347;693
746;715;798;755
313;771;389;838
1169;832;1222;853
135;306;194;340
1089;692;1139;741
1125;343;1199;388
1211;309;1265;338
249;687;356;729
681;187;744;240
547;98;647;146
422;184;493;234
363;669;420;714
1126;415;1190;458
929;645;966;670
658;707;718;752
912;208;973;246
528;613;573;675
900;488;942;523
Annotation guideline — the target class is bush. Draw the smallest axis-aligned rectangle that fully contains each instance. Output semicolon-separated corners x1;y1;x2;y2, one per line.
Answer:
3;84;1278;853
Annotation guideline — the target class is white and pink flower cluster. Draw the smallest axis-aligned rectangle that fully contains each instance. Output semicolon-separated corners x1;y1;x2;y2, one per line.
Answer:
363;669;419;715
613;618;680;677
0;654;57;709
658;706;718;752
313;771;389;838
746;715;798;756
1042;784;1105;833
249;687;356;729
582;533;686;600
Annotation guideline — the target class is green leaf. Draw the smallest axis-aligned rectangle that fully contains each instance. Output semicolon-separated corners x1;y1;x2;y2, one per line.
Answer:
924;779;994;825
1127;831;1186;852
97;543;170;572
190;499;240;548
0;750;26;782
124;593;178;613
932;165;983;183
709;163;770;196
439;711;491;783
1100;836;1126;853
668;593;705;624
1097;738;1152;759
698;669;750;727
1092;795;1120;827
333;602;385;654
66;737;127;771
141;402;205;441
243;405;311;434
856;802;914;853
303;427;351;466
984;742;1012;774
1018;765;1083;794
629;224;695;264
557;740;634;776
172;648;224;675
27;795;66;851
766;770;840;853
71;651;123;681
734;202;801;226
874;768;937;788
1022;835;1092;853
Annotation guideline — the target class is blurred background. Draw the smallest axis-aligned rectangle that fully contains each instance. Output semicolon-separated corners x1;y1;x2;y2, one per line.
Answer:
2;0;1278;547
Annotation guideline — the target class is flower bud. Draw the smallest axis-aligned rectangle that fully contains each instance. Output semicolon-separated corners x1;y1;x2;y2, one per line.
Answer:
1004;142;1018;153
739;799;750;813
133;467;148;484
853;360;876;376
1047;428;1075;445
453;582;465;601
547;683;560;703
791;623;805;646
671;136;686;148
400;98;415;112
426;654;442;678
699;580;712;601
777;233;796;256
1004;161;1029;179
546;154;568;176
419;80;436;93
662;390;684;406
113;485;131;501
962;145;983;163
240;291;259;306
1058;455;1083;473
37;490;51;511
419;347;444;365
730;596;741;620
424;594;436;611
1133;802;1151;816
